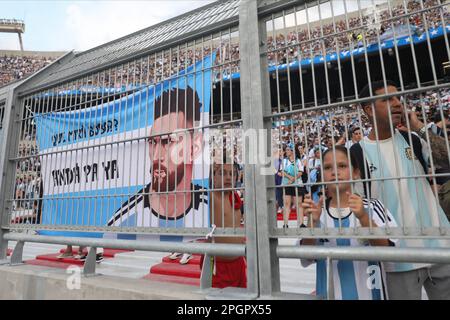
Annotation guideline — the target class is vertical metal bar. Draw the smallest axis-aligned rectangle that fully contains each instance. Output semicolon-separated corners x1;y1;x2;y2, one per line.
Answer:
86;75;96;229
83;246;97;276
47;86;58;228
317;0;331;106
282;9;293;111
342;0;360;100
200;35;206;230
128;61;136;232
418;0;439;85
92;72;102;231
272;14;282;113
10;240;24;265
240;0;279;297
326;256;334;300
64;82;74;229
293;5;306;111
0;87;16;260
135;58;143;231
99;70;109;230
330;0;345;103
113;65;120;228
117;64;130;229
305;1;318;108
163;50;170;232
141;55;151;230
200;254;212;290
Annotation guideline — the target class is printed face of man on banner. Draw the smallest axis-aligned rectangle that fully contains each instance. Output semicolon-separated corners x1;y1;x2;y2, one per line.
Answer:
107;84;209;229
148;86;203;218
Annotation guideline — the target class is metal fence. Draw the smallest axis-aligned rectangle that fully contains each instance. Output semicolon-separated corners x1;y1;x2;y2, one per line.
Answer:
1;0;450;300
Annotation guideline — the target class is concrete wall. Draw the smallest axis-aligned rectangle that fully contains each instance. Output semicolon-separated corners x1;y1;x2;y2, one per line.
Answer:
0;264;204;300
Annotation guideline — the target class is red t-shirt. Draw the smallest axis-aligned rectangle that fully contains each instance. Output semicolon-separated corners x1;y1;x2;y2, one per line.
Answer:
229;191;243;210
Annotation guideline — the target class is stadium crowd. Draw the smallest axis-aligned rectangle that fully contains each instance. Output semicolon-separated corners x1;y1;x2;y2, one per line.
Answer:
0;55;56;87
0;0;439;92
267;0;448;63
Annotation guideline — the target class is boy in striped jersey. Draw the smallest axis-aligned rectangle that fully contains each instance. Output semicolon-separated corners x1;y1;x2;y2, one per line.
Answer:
301;145;397;300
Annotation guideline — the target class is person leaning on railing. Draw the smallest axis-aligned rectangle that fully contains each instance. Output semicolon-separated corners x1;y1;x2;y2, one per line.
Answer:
350;80;450;300
300;145;398;300
200;161;246;289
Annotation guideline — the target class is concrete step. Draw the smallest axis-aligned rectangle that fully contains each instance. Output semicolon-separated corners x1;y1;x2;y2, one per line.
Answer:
8;239;317;295
143;273;200;286
150;261;201;279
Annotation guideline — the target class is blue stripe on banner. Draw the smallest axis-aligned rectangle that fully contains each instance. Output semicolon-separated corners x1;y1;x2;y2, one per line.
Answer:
38;230;104;238
334;218;359;300
41;186;143;227
160;219;188;242
117;234;137;240
160;235;183;242
368;261;382;300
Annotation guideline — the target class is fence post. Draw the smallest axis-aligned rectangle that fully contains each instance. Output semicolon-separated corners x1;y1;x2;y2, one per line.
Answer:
239;0;281;298
83;247;97;277
200;253;213;290
0;88;18;262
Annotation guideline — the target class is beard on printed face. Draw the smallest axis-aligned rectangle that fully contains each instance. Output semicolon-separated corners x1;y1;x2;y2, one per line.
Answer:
151;162;185;192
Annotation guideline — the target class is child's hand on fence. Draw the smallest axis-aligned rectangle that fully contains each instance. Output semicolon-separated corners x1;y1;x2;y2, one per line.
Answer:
347;192;366;220
302;194;323;225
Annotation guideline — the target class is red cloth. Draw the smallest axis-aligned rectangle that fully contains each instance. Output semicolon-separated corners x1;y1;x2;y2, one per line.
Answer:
229;191;243;210
200;255;247;289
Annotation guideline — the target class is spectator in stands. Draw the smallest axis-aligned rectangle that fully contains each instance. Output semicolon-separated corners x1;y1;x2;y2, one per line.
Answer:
57;245;85;259
274;147;284;214
308;146;323;203
200;161;246;289
0;55;56;87
300;145;397;300
15;178;25;210
57;245;103;262
351;80;450;300
25;175;34;210
281;143;306;228
345;126;363;149
296;142;309;186
308;137;327;159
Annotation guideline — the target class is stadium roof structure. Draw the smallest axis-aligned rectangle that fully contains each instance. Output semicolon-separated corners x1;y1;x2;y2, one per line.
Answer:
25;0;241;93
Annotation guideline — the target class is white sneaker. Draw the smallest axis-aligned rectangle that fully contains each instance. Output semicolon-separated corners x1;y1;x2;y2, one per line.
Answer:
179;253;193;265
168;252;182;260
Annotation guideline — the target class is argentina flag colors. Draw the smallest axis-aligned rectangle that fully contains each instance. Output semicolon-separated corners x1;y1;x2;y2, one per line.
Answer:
33;54;215;238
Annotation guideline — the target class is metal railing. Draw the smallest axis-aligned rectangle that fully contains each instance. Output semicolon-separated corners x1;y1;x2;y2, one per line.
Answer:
1;0;450;300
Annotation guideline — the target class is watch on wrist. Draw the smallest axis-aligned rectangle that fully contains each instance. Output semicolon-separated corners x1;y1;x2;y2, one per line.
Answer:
417;125;427;138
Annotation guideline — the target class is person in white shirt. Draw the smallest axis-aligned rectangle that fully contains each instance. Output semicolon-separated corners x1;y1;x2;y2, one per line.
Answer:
308;137;327;159
351;80;450;300
345;127;363;149
279;143;306;228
